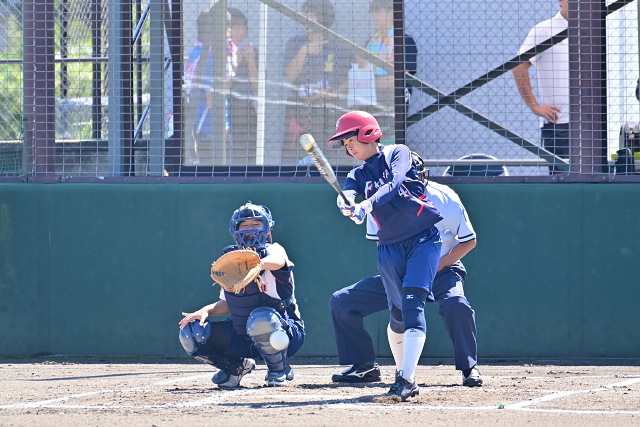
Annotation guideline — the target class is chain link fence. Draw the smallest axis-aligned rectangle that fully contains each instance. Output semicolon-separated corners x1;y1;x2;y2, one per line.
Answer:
2;0;639;181
0;0;24;175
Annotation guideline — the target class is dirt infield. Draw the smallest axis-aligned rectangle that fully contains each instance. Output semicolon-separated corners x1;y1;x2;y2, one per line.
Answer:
1;357;639;427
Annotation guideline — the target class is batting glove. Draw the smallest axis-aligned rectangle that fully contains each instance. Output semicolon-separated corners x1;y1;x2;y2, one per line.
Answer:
337;195;355;217
350;200;372;225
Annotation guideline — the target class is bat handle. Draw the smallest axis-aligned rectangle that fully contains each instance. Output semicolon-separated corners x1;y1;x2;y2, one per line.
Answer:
340;192;353;207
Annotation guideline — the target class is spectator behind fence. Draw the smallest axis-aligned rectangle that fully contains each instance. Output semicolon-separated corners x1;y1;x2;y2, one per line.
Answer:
185;5;235;164
512;0;569;175
363;0;417;144
228;8;258;165
282;0;350;164
183;8;213;164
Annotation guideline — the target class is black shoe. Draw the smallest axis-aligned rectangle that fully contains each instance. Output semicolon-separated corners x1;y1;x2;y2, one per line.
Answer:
331;363;381;383
462;366;483;387
211;358;255;388
386;371;419;401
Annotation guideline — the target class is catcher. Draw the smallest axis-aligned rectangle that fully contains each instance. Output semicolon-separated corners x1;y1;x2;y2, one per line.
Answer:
179;201;305;388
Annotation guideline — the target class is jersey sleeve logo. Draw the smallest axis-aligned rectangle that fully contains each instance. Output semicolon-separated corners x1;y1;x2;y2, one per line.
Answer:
397;184;411;198
364;170;412;199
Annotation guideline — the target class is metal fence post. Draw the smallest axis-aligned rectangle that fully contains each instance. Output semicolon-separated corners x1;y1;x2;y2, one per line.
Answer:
108;0;134;176
23;0;56;176
148;0;165;176
393;0;405;145
569;0;608;174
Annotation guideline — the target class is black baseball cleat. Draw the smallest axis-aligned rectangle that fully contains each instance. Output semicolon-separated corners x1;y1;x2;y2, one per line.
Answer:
462;366;483;387
386;371;419;401
331;363;381;383
212;358;255;389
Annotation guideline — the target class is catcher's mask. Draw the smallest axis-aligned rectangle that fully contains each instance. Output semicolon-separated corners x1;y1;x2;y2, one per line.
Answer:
229;201;275;250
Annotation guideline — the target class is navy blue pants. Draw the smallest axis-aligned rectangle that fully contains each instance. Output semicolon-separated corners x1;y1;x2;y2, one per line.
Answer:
377;226;441;308
184;317;305;368
541;123;569;175
329;264;477;371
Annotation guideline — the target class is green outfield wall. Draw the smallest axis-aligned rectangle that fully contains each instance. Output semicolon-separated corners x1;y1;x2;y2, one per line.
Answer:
1;183;639;359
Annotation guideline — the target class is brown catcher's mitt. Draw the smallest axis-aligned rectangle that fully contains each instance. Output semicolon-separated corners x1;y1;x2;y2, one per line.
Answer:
210;249;262;293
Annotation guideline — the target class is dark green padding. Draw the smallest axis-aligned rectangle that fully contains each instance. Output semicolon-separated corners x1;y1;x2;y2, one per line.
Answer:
0;183;638;358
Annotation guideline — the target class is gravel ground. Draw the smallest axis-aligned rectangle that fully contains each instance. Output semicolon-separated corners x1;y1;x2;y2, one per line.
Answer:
1;357;639;426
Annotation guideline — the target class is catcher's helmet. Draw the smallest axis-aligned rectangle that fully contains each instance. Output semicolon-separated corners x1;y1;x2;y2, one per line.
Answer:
411;151;429;182
229;201;275;250
327;111;382;150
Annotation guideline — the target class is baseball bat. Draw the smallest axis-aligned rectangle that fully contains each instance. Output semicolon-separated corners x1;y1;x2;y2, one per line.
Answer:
299;133;353;206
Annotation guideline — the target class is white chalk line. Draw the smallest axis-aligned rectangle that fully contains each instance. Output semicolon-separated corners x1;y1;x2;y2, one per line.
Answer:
514;407;640;415
0;373;219;409
154;373;212;385
334;403;499;411
1;373;639;414
0;390;122;409
505;376;640;412
332;403;640;415
486;374;640;380
0;389;256;410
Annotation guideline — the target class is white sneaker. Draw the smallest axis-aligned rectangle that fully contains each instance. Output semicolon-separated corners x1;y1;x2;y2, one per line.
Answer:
265;365;294;386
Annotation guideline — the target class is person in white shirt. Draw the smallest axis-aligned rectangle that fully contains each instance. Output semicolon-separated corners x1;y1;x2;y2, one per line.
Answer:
329;154;482;388
512;0;569;174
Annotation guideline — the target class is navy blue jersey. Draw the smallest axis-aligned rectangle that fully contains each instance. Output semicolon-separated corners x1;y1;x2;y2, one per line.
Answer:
343;144;442;244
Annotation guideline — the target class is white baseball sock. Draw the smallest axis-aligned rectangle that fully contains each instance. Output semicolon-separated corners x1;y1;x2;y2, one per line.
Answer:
400;328;426;382
387;324;404;372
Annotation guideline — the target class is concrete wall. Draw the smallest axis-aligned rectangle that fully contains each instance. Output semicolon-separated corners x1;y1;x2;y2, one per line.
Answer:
1;183;639;358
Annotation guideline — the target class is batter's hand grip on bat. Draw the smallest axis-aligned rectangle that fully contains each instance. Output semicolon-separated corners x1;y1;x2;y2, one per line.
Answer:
337;194;355;216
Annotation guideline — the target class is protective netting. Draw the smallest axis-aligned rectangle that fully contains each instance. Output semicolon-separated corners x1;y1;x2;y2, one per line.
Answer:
3;0;640;179
0;0;23;175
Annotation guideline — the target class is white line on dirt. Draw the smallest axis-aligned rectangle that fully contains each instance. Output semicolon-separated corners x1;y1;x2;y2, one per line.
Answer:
492;374;640;380
2;374;639;414
0;389;257;410
490;376;551;379
565;375;639;379
607;377;640;388
154;374;212;385
333;403;498;411
251;394;353;400
506;376;640;410
173;389;260;407
330;403;640;415
514;407;640;414
0;390;120;409
506;389;592;409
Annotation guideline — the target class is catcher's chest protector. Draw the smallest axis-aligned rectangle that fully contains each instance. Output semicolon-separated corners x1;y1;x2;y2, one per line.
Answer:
225;282;286;335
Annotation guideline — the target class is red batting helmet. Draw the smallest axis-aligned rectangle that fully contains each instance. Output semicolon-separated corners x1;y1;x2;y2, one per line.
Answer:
327;111;382;149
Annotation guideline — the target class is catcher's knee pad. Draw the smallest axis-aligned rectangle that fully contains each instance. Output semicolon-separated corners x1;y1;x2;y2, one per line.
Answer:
246;307;289;372
179;321;217;365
